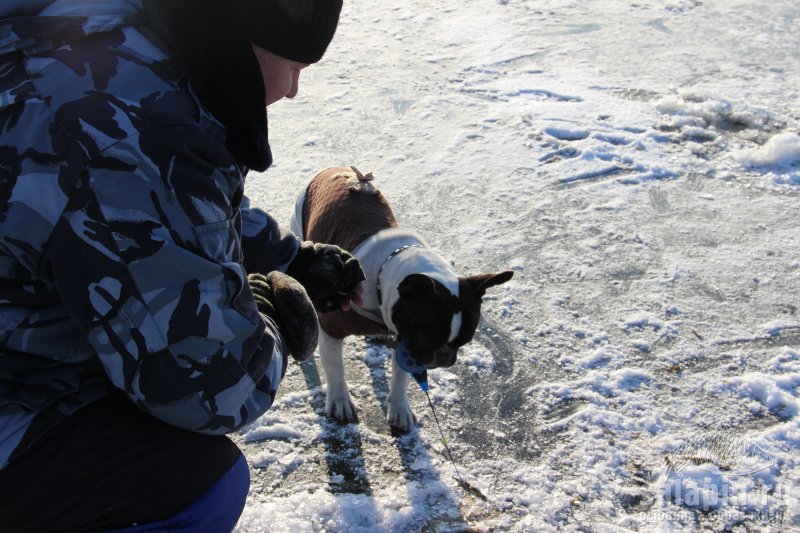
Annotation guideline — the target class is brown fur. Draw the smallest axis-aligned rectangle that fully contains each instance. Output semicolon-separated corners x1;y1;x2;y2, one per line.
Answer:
301;167;398;340
302;167;399;253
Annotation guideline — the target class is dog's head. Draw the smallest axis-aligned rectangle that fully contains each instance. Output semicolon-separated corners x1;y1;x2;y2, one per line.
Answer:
390;270;514;369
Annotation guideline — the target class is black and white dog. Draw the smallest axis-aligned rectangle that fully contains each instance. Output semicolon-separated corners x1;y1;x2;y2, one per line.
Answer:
290;167;513;431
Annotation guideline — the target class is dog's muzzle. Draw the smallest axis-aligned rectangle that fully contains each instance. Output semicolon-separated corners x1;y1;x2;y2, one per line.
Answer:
425;344;458;369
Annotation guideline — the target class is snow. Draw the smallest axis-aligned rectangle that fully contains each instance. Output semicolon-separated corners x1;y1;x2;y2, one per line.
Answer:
737;132;800;170
234;0;800;531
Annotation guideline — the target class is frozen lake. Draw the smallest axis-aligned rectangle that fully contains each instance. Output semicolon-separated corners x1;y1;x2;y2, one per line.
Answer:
234;1;800;531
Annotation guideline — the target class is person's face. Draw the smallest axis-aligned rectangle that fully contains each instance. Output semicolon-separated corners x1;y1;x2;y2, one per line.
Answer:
251;45;308;106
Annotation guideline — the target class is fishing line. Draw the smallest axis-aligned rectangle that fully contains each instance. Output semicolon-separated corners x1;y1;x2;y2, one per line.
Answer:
424;386;468;484
396;339;488;500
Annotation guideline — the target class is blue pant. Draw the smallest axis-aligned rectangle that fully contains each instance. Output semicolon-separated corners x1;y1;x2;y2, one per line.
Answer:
0;394;250;532
109;453;250;533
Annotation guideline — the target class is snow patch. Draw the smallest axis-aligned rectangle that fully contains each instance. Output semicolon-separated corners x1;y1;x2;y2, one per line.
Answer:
736;132;800;169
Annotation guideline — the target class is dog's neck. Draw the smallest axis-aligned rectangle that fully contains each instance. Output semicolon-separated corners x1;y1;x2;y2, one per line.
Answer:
351;228;459;332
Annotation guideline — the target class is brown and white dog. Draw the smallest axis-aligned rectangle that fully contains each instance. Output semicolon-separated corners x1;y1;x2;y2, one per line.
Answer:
290;167;513;432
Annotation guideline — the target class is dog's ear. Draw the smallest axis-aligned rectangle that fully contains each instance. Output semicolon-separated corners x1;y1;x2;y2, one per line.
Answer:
462;270;514;298
398;274;437;302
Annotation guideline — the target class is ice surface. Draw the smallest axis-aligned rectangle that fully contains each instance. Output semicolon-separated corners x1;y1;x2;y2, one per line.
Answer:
234;0;800;531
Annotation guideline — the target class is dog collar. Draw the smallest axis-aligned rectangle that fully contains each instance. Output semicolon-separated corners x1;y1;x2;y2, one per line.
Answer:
376;244;423;306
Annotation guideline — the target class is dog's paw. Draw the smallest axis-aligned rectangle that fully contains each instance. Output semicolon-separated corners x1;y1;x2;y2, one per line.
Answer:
326;393;359;422
387;397;417;433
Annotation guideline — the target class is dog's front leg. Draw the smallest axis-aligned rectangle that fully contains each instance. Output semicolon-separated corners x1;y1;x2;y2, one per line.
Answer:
387;349;416;432
318;328;358;421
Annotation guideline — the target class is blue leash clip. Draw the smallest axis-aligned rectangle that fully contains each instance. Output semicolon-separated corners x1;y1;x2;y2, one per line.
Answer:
395;339;429;392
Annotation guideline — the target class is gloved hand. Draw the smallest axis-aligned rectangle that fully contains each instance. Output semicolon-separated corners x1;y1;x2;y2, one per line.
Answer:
248;271;318;362
286;241;366;313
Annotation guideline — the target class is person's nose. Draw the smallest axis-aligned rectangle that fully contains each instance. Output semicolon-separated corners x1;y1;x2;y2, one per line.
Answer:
286;71;301;99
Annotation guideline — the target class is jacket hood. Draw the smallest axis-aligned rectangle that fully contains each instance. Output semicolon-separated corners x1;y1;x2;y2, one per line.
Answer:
0;0;272;172
0;0;54;19
1;0;141;19
0;1;143;58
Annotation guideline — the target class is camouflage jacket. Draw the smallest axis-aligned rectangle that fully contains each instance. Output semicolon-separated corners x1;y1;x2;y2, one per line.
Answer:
0;1;299;468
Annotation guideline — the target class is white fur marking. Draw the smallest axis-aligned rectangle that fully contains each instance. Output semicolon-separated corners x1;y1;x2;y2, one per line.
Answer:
449;311;462;343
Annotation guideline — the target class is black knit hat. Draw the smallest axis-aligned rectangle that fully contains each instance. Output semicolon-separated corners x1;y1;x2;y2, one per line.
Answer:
235;0;344;64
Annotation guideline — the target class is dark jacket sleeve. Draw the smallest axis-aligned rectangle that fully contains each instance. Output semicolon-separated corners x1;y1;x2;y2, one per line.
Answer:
44;123;289;435
240;195;300;275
